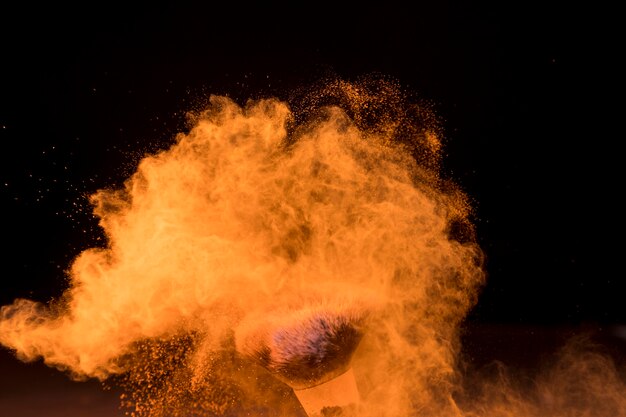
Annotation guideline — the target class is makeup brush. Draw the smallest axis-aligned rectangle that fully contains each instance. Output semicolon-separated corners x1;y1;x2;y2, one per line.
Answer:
235;307;366;416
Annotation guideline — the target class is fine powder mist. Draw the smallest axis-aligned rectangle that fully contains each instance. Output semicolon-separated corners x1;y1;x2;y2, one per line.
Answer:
1;79;624;417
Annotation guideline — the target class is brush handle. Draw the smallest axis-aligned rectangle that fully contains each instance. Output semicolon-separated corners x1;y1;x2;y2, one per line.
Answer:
293;367;359;417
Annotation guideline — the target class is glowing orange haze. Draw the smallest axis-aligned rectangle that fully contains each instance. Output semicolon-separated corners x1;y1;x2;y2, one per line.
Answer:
1;80;624;416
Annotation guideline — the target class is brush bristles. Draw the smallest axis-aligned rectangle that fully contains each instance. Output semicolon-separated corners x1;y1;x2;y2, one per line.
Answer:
236;308;365;390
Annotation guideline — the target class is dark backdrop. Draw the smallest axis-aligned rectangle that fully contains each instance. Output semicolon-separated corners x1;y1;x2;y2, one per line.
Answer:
0;2;621;334
1;3;622;415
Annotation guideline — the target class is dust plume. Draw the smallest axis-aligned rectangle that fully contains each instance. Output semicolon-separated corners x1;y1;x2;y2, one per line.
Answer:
1;78;623;416
458;335;626;417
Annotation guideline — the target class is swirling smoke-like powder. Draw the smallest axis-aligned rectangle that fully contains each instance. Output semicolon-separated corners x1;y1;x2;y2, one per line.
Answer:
1;79;485;416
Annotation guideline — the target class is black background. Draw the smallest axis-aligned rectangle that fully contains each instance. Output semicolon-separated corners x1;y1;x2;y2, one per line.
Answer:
0;3;623;415
0;2;621;340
